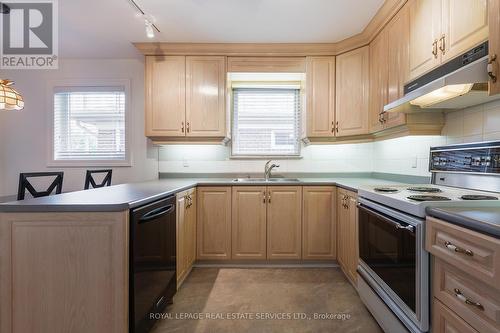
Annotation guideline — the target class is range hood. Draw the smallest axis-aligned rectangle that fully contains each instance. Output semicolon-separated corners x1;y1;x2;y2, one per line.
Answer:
385;41;500;113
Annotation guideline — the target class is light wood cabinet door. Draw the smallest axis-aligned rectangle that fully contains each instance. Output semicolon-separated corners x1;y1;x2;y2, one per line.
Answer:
337;189;358;284
488;0;500;96
408;0;442;80
306;56;335;137
346;195;359;283
231;186;267;259
197;187;232;260
302;186;336;260
369;30;388;133
185;188;197;269
337;190;348;269
385;4;409;129
335;47;370;137
186;56;226;137
176;192;188;284
433;299;479;333
145;56;186;137
441;0;488;62
267;186;302;259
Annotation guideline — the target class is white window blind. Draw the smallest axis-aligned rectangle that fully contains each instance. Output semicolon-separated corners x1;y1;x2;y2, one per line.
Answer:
53;87;126;161
232;88;301;156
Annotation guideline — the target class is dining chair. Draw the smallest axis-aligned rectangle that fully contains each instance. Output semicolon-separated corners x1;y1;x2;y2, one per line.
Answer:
17;172;64;200
84;169;112;190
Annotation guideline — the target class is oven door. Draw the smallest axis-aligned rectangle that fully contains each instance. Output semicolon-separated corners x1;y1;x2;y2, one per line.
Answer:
357;197;429;332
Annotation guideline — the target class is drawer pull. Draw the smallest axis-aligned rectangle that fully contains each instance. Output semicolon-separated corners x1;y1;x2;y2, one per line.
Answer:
454;288;484;311
444;241;473;256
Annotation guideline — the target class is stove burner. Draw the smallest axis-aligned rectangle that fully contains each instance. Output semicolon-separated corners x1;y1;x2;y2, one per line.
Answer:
374;187;399;193
407;187;442;193
407;195;451;202
461;195;499;200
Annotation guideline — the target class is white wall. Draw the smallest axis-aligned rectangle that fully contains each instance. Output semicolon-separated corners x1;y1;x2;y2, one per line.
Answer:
158;99;500;177
0;58;158;197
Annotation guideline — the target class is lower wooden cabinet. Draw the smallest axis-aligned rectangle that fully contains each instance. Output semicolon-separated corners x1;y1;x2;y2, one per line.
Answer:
267;186;302;259
337;188;358;284
433;298;479;333
176;188;196;286
197;186;232;260
302;186;337;260
231;186;267;259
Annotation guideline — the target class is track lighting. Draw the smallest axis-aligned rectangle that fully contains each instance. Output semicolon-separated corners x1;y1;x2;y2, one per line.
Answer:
145;19;154;39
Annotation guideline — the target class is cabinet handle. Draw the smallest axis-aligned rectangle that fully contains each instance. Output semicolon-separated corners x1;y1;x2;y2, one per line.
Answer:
439;35;445;54
335;121;339;133
432;39;438;58
454;288;484;311
181;122;185;133
444;241;473;256
488;54;497;83
331;121;335;133
263;191;266;203
186;122;190;133
268;191;271;204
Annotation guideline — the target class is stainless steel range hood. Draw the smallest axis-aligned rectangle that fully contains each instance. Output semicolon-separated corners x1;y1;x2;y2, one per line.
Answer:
385;41;500;113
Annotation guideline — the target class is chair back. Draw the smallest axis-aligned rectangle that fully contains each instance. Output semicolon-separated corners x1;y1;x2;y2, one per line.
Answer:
84;169;112;190
17;172;64;200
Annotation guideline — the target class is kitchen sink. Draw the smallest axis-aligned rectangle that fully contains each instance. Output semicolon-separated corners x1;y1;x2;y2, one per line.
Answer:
232;178;300;182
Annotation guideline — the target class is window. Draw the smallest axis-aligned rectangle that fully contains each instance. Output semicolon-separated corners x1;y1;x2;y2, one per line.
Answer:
232;87;301;157
51;83;129;166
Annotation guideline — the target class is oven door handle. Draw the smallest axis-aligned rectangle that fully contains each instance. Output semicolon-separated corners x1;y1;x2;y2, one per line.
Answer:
357;203;415;234
139;204;175;223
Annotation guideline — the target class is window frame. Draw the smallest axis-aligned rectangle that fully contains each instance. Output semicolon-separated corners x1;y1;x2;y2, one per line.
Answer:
47;79;132;167
230;85;303;159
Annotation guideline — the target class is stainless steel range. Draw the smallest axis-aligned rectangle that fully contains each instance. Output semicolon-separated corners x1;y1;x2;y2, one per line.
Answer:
356;141;500;333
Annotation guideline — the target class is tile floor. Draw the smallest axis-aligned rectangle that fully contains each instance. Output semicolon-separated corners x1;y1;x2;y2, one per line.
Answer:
151;267;382;333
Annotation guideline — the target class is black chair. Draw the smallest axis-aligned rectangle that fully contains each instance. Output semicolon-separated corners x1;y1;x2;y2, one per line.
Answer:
17;172;64;200
84;169;112;190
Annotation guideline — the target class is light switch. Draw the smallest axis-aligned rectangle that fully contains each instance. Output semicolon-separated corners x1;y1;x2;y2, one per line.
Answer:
411;156;417;168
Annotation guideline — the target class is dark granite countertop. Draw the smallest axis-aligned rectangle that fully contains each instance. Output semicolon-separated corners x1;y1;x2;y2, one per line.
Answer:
426;206;500;238
0;176;407;212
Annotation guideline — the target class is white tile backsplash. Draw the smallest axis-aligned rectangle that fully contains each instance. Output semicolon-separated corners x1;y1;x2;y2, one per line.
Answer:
158;100;500;177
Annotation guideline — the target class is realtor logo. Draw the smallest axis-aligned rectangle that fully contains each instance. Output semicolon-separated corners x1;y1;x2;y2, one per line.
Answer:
1;0;58;69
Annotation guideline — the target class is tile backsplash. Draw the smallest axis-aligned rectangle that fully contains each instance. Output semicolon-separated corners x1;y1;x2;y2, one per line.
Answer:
158;99;500;177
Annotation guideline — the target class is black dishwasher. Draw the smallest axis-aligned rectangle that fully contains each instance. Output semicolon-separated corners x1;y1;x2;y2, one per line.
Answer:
130;195;176;333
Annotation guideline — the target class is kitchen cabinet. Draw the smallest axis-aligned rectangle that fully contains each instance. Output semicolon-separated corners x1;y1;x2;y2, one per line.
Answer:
306;56;336;137
145;55;227;140
186;56;226;137
145;56;186;137
489;0;500;96
335;46;370;137
337;188;358;284
385;4;408;129
176;188;196;286
267;186;302;259
231;186;267;259
197;187;232;260
0;211;129;333
369;30;388;133
408;0;488;81
302;186;337;260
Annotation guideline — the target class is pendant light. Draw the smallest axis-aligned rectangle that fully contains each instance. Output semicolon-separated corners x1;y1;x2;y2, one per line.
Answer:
0;79;24;110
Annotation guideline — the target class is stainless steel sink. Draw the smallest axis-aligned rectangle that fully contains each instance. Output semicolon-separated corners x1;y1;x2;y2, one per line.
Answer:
232;178;300;182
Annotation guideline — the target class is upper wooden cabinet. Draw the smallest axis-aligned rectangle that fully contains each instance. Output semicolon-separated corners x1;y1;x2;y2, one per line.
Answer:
231;186;267;260
186;56;226;137
306;56;336;137
369;30;388;133
197;186;232;260
267;186;302;259
335;46;370;137
408;0;488;81
145;55;227;140
145;56;186;137
488;0;500;96
302;186;337;260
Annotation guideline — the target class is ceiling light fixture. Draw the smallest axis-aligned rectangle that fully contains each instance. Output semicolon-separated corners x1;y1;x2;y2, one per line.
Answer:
145;18;154;38
127;0;160;38
0;79;24;111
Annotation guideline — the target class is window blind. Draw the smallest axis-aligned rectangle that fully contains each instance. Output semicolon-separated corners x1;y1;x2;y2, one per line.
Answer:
53;88;126;161
232;88;301;156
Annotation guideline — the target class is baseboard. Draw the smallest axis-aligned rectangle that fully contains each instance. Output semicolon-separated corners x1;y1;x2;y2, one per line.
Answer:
193;260;339;268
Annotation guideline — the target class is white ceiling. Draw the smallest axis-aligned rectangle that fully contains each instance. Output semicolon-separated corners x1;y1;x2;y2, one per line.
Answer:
58;0;384;58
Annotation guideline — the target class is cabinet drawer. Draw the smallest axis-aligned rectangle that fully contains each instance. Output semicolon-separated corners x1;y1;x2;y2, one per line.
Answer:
433;299;478;333
433;258;500;333
426;217;500;289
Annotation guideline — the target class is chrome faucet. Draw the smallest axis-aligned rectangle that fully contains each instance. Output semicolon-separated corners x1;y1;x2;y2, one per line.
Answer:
264;160;280;180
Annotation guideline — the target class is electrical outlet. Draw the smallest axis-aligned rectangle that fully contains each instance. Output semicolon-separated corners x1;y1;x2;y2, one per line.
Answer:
411;156;418;168
183;159;189;167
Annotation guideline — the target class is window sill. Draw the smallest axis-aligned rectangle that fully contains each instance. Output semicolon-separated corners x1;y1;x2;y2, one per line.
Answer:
230;155;303;160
